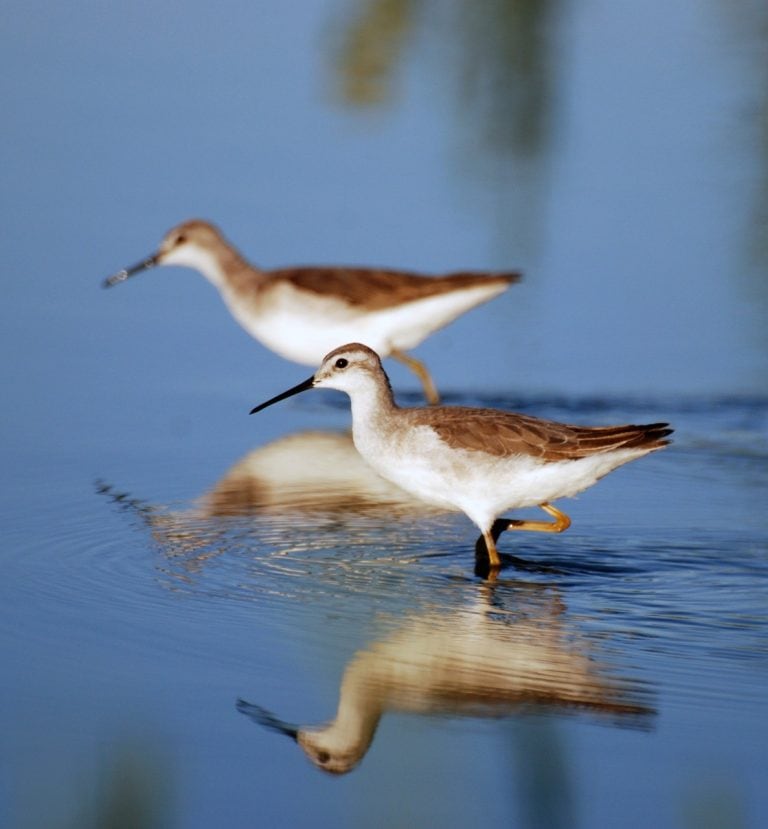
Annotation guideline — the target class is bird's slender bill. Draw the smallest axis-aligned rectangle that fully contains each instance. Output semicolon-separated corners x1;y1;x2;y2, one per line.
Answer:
236;699;299;741
102;253;160;288
250;376;315;414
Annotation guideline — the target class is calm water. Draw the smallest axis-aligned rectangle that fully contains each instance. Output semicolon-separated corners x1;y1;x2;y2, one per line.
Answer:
2;386;766;828
2;0;767;826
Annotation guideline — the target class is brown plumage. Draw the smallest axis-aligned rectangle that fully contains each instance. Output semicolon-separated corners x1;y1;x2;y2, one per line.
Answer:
251;343;675;571
103;220;520;404
406;408;673;462
265;267;520;311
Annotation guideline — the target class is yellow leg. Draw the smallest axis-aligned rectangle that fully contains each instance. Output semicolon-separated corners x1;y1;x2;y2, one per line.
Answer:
391;349;440;405
475;505;569;575
481;529;502;568
505;502;571;534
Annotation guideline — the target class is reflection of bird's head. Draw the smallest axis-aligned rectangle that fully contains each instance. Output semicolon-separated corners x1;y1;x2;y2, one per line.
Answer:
237;586;655;777
298;727;370;776
236;698;375;776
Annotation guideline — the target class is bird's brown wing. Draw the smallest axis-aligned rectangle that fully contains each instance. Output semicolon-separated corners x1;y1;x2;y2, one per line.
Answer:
412;408;672;461
266;266;520;311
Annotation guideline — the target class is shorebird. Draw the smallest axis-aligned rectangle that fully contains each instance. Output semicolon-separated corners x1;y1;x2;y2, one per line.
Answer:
102;219;520;404
250;343;672;568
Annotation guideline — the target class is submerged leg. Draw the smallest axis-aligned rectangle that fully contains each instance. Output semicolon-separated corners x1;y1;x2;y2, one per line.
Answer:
391;349;440;405
505;502;571;534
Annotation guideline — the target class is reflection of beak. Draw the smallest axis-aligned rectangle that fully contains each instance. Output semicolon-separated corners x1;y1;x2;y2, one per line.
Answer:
250;376;315;414
102;253;160;288
236;698;299;741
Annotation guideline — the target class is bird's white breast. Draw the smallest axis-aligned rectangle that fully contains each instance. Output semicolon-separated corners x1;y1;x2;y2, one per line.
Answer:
221;280;508;366
352;414;651;531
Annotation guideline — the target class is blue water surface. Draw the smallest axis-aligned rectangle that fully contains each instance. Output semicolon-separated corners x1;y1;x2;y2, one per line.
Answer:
1;1;767;827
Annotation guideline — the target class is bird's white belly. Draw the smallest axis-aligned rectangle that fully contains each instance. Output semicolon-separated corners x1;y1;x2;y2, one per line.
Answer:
245;311;383;365
226;293;390;366
353;423;645;531
222;281;507;366
356;283;508;353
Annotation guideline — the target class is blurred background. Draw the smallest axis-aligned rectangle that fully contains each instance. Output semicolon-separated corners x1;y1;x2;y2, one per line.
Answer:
2;0;766;421
1;1;767;827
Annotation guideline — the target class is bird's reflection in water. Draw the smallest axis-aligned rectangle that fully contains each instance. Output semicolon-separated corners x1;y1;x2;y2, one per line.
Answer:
98;430;447;580
200;430;443;518
238;583;655;775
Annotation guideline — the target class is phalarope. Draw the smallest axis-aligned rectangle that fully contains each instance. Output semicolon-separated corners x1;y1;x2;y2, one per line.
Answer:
251;343;672;568
103;220;520;403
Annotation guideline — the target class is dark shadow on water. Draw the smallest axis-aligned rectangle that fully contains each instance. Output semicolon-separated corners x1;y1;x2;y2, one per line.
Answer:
472;518;644;580
473;553;555;580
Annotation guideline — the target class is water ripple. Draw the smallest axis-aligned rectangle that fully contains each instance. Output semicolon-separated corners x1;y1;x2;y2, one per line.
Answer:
9;395;763;735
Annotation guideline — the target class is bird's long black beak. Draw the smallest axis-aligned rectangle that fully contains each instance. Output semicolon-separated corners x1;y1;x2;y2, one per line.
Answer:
236;699;299;741
102;253;160;288
250;376;315;414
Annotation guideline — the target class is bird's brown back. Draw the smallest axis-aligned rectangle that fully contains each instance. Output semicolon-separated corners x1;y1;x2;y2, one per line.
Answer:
264;267;520;310
408;408;672;461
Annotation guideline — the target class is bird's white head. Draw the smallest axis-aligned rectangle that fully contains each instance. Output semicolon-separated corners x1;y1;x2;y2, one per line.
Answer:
155;220;227;275
102;219;231;288
250;342;392;415
313;343;387;395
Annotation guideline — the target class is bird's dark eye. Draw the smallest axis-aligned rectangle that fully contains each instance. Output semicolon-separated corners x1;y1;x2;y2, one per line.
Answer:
335;358;348;369
175;234;187;246
316;751;330;764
